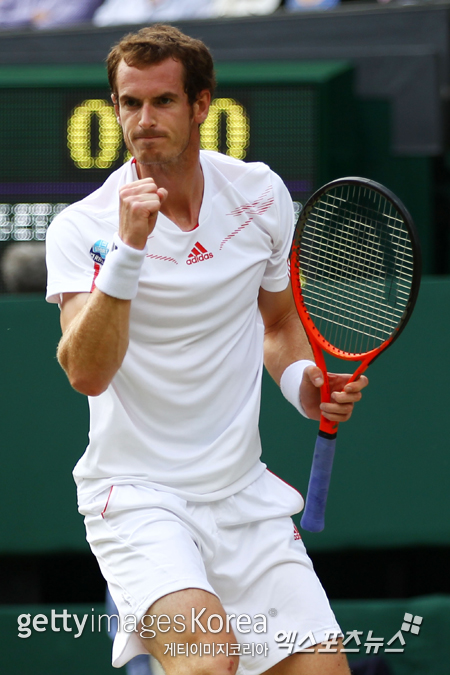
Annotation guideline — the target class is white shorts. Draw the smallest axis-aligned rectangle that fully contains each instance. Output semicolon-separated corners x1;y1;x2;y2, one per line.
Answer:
80;470;341;675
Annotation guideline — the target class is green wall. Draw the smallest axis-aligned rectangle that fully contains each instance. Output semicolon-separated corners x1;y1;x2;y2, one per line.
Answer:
0;277;449;554
0;296;88;553
260;276;450;552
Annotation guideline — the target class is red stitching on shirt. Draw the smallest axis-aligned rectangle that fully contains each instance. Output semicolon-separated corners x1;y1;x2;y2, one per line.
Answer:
220;185;274;250
146;254;178;265
101;486;114;519
220;218;252;250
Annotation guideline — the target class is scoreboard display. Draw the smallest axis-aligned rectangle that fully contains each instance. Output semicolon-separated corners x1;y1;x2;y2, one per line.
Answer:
0;60;357;288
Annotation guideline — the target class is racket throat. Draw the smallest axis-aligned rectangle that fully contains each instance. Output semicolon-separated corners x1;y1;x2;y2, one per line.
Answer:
319;412;339;436
347;361;369;385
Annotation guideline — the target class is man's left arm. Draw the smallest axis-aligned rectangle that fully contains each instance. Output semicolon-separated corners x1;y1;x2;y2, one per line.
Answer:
258;283;368;422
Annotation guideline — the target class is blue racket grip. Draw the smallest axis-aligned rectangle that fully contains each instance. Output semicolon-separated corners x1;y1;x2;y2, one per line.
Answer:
300;431;337;533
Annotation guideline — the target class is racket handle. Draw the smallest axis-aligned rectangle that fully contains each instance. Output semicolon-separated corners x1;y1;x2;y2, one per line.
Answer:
300;431;337;533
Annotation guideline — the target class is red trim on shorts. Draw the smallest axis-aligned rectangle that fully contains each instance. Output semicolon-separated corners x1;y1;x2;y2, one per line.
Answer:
101;486;114;519
267;471;304;541
267;469;304;501
91;262;101;292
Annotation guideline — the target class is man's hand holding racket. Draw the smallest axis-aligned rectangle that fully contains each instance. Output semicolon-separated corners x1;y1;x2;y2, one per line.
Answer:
300;368;368;423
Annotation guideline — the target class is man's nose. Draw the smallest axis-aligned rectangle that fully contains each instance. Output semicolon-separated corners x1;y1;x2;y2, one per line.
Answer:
139;103;155;128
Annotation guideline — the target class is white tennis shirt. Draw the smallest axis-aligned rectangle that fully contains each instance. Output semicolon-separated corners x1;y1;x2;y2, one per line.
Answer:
46;151;295;501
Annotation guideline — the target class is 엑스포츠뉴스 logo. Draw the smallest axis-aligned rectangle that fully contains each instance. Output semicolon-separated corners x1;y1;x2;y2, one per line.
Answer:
90;240;110;265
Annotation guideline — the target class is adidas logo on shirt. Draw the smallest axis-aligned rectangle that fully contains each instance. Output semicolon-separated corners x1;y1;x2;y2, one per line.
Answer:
186;242;214;265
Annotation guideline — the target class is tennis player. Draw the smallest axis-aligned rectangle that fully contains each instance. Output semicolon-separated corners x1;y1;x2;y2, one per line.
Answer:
46;24;367;675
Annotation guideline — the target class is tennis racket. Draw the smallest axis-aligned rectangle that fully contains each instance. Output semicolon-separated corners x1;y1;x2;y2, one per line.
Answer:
290;177;421;532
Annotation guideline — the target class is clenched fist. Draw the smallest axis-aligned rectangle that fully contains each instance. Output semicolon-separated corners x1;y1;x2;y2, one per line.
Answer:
118;178;168;250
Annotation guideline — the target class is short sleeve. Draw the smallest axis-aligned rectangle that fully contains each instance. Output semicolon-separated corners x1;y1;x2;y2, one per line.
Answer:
260;170;296;293
45;210;100;304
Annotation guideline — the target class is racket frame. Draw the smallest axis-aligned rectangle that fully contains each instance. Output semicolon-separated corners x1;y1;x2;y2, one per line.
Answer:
290;176;422;424
289;177;422;528
290;176;422;359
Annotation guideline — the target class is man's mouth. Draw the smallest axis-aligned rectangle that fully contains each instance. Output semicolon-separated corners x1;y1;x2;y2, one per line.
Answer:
134;134;166;140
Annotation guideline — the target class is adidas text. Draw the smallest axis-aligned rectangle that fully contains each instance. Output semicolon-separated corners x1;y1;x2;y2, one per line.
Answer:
186;252;214;265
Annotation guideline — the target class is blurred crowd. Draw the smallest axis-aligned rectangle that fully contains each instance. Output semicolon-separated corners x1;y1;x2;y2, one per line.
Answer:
0;0;339;30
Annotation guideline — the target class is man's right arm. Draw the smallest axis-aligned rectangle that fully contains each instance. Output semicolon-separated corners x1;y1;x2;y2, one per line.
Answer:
56;176;167;397
57;289;131;397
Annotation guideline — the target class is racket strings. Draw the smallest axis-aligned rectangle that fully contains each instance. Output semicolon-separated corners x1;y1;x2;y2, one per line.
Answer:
305;214;414;282
297;184;414;355
308;190;412;353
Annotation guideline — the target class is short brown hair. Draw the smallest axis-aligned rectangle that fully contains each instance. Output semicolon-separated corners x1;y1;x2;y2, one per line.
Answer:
107;24;216;105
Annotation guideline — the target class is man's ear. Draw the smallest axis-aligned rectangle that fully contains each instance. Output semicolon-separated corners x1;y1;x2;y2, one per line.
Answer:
111;93;121;124
193;90;211;125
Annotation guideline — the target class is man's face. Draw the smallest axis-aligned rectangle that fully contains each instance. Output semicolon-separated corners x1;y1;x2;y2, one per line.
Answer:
113;58;210;167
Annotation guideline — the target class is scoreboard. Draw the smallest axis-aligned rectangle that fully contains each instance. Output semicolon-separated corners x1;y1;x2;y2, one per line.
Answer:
0;60;357;281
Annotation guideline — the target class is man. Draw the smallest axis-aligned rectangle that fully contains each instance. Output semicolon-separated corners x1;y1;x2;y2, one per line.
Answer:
46;24;367;675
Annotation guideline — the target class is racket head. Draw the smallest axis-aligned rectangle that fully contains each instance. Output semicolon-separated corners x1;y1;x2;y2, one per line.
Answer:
290;177;422;363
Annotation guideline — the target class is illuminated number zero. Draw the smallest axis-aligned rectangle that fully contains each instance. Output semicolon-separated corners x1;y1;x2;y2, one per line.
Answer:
67;99;122;169
200;98;250;160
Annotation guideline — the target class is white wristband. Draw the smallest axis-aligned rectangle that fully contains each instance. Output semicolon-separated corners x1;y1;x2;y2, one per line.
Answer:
280;359;316;418
95;233;147;300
